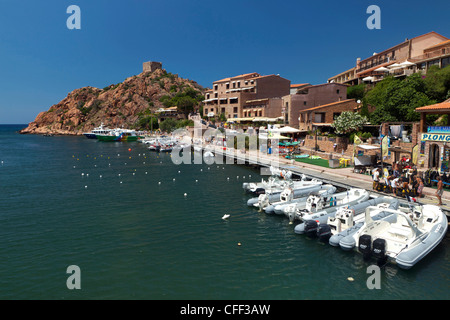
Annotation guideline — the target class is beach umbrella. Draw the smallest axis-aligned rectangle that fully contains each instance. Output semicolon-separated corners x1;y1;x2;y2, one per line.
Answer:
375;66;389;72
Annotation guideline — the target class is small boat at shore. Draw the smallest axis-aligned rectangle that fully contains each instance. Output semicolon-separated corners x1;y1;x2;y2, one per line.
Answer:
327;196;400;247
340;204;448;269
96;128;141;142
259;184;336;214
246;178;323;207
289;188;370;224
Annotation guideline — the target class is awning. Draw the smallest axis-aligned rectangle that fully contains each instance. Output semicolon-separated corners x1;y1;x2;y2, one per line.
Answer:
399;60;415;67
273;126;301;133
375;67;389;72
357;145;381;150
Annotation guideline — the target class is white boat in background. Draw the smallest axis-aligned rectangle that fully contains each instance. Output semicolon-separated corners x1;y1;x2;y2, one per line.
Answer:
83;123;112;139
342;204;448;269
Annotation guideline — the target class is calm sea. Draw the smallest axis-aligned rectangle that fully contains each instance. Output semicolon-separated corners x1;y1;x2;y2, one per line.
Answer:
0;124;449;300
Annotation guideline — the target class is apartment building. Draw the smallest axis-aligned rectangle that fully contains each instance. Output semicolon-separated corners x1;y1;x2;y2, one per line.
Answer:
298;99;359;132
281;83;348;128
328;31;449;84
202;72;290;119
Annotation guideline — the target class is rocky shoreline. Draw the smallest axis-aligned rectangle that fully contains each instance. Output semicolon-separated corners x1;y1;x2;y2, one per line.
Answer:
20;68;204;135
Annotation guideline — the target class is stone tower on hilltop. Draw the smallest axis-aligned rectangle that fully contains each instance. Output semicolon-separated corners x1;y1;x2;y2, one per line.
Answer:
143;61;162;73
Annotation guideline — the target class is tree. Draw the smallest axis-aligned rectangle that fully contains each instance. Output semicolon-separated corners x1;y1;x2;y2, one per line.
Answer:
347;83;366;100
364;74;435;124
331;111;368;135
159;118;178;133
423;65;450;102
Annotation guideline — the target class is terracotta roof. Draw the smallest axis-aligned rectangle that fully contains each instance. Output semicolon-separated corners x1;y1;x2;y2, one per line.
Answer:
214;72;259;83
424;39;450;51
299;99;357;113
291;83;310;88
415;99;450;112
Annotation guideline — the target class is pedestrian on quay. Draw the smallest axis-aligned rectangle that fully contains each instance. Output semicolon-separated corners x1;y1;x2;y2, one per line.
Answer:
436;176;443;206
373;168;380;190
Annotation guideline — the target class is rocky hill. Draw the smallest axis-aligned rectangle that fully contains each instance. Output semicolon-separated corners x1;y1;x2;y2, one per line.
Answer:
20;68;205;135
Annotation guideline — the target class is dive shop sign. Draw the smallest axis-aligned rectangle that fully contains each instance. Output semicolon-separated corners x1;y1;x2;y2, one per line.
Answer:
421;133;450;142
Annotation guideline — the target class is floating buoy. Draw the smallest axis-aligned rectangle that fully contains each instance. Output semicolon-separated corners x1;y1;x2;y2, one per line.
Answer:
184;193;187;197
173;178;176;181
158;182;161;185
237;242;241;246
178;171;181;173
227;177;230;180
195;180;198;183
133;173;135;175
99;175;102;178
118;174;121;176
222;214;230;220
347;277;354;282
120;181;123;184
81;173;84;176
145;172;148;174
84;185;87;188
128;148;132;152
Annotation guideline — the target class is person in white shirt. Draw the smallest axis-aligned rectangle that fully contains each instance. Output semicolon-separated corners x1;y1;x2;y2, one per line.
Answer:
373;168;380;190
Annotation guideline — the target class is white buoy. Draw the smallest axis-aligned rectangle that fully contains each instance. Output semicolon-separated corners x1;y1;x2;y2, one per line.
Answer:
145;172;148;174
81;173;84;176
118;174;121;176
84;185;87;189
100;175;102;178
173;178;176;181
222;214;230;220
237;176;239;179
120;181;123;184
158;182;161;185
133;173;135;175
86;174;89;177
178;171;181;173
195;180;198;183
227;177;230;180
184;193;187;197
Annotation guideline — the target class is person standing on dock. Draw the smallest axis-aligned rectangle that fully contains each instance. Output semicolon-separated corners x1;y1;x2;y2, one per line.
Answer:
436;176;443;206
373;168;380;190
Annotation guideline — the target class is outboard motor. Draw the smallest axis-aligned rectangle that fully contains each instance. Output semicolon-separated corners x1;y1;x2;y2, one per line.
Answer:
358;234;372;260
254;188;266;195
317;224;332;242
303;220;319;238
257;194;270;212
372;238;387;266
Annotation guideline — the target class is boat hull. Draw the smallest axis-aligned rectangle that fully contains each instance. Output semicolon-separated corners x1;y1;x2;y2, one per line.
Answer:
97;135;139;142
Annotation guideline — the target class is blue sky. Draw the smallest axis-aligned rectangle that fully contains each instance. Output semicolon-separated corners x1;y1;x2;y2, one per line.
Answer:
0;0;449;123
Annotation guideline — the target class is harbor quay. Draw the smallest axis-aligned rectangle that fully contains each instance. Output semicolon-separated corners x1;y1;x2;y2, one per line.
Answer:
184;141;450;219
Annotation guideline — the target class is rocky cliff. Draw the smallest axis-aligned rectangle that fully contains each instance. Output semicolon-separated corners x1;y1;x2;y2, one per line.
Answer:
20;68;205;135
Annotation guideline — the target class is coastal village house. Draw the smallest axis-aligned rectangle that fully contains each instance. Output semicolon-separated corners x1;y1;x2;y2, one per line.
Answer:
202;72;290;120
281;83;348;128
415;99;450;172
328;31;449;85
298;99;360;133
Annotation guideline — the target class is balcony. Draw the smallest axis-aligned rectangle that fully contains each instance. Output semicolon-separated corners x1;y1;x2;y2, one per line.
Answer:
356;57;394;74
412;48;450;62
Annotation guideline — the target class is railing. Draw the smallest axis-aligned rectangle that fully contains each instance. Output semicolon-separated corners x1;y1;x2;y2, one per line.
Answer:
356;57;393;74
412;48;450;61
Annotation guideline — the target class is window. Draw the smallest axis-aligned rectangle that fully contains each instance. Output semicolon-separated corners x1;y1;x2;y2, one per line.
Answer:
336;89;340;94
233;107;238;113
230;98;238;104
237;82;241;88
226;83;229;89
221;108;225;113
303;101;307;106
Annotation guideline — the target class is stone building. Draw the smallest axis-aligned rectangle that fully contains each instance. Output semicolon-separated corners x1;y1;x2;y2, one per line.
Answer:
143;61;163;73
202;72;290;120
282;83;348;128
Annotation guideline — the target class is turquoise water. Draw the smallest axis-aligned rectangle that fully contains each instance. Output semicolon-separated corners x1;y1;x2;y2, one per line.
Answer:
0;125;449;300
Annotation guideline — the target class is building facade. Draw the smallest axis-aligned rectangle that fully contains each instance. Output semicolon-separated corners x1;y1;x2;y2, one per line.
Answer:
282;83;348;128
328;31;449;85
202;73;290;120
298;99;359;132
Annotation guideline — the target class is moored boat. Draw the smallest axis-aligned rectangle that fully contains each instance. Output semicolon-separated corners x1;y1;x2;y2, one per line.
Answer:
342;204;448;269
96;128;141;142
